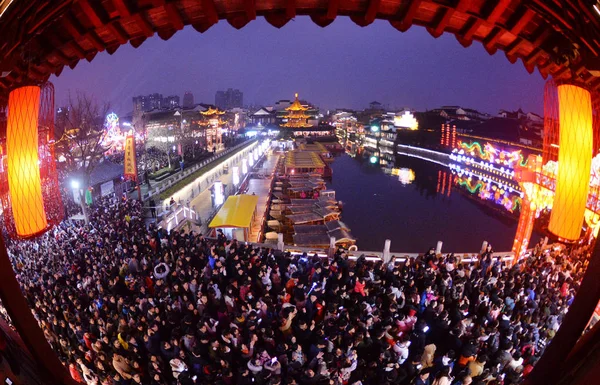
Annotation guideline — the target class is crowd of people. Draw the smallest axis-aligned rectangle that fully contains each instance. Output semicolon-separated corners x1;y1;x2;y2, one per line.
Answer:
3;197;587;385
108;146;173;176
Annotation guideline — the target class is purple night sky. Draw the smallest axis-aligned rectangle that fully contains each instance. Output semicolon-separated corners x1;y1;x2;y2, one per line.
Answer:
50;17;545;115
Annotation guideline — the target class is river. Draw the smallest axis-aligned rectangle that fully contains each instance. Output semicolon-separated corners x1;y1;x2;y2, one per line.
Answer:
328;150;541;253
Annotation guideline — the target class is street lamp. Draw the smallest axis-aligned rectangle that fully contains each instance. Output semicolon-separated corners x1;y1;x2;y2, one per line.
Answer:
70;180;82;205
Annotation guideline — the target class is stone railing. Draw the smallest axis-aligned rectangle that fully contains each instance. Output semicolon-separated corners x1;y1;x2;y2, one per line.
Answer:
201;235;533;267
262;235;518;264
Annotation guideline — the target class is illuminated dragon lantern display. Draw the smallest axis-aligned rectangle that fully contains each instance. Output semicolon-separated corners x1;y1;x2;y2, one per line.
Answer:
510;81;600;261
450;141;525;215
451;80;600;262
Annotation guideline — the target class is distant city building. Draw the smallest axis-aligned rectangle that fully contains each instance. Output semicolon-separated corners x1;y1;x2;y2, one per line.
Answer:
463;108;490;121
431;106;468;120
451;111;543;147
133;93;164;112
331;111;359;141
430;106;489;121
183;91;194;109
215;88;243;110
164;95;180;109
148;93;162;110
144;104;225;155
497;108;543;122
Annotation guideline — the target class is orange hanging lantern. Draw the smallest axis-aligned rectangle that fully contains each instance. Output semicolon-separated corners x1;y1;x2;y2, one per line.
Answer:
544;82;594;242
0;83;63;239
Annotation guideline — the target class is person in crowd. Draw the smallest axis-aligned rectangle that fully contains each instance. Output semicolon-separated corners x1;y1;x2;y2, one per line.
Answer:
148;198;157;219
1;196;587;385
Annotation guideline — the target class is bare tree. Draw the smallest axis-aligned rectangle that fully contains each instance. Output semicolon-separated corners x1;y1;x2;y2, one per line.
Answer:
55;92;110;224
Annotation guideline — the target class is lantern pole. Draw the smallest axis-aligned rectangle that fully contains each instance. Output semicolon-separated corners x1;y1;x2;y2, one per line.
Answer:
0;235;78;385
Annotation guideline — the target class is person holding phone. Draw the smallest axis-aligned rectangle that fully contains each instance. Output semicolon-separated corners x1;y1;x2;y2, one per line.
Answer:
264;356;281;376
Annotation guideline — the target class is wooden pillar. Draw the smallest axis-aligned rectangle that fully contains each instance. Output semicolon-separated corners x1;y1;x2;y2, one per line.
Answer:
0;235;78;385
524;239;600;385
328;236;336;258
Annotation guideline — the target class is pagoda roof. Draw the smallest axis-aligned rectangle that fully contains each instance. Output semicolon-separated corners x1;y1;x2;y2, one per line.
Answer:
286;93;309;111
252;107;275;116
200;107;225;115
285;151;325;168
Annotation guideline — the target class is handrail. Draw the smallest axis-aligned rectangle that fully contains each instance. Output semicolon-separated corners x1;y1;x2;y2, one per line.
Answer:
200;236;525;266
143;139;256;201
159;142;269;232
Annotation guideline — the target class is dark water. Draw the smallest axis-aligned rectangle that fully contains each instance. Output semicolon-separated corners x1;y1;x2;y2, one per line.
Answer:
329;152;537;253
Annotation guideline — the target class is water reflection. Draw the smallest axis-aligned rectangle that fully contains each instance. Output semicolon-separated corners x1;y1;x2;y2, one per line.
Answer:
392;168;416;185
329;145;541;252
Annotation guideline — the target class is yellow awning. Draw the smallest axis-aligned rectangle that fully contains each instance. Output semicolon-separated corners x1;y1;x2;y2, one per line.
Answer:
209;194;259;228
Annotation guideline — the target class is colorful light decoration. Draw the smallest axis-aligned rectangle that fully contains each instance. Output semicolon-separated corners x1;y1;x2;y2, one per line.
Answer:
440;125;445;146
453;141;525;168
101;112;128;153
455;175;522;213
448;163;520;193
512;200;537;262
0;83;63;238
547;84;593;241
393;111;418;130
436;171;453;196
439;124;456;147
584;209;600;239
105;112;119;132
242;159;248;175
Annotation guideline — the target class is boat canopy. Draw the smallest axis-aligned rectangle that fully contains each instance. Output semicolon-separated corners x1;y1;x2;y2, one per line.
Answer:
209;195;258;228
293;225;328;234
293;233;331;247
286;213;323;224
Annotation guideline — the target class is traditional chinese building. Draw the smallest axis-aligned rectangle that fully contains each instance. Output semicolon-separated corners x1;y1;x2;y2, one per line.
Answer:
281;93;312;129
199;106;226;151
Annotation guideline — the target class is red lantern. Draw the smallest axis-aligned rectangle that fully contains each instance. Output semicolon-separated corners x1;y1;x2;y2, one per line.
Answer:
0;83;63;239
